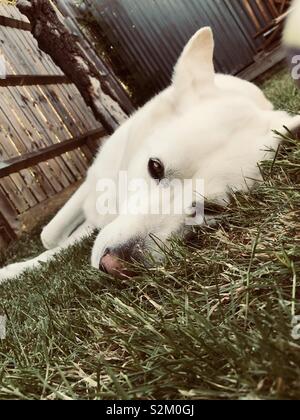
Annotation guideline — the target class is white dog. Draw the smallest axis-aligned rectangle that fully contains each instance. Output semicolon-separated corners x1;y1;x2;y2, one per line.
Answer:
1;27;299;283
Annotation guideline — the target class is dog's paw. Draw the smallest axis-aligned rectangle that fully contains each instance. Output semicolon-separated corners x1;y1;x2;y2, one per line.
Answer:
41;227;60;250
0;263;25;285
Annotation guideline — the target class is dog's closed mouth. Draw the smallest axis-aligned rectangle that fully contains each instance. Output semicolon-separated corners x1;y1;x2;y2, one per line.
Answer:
100;253;137;279
99;243;142;279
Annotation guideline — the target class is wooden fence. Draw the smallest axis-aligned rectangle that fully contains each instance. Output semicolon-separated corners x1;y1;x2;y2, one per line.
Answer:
0;3;130;247
243;0;291;51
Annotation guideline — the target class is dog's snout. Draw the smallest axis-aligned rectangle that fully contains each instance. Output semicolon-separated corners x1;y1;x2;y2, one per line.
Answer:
99;243;140;279
100;252;126;277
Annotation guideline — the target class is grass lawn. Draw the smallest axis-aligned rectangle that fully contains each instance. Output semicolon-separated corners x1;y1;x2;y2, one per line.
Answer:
0;69;300;400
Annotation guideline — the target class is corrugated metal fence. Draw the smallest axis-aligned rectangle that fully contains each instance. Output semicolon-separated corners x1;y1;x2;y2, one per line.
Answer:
85;0;288;104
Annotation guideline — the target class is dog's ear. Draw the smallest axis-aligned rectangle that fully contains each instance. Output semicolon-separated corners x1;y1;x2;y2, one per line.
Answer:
173;27;215;92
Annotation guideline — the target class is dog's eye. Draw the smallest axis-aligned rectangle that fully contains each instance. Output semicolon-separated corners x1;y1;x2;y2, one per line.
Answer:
148;158;165;181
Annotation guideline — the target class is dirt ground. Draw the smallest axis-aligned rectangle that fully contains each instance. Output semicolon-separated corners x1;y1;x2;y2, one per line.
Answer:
19;181;82;234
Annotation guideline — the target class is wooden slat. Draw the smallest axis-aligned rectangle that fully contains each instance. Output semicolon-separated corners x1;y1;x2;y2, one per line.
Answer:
0;25;39;75
6;85;61;196
0;74;70;87
43;84;97;161
0;25;63;76
0;94;40;209
256;0;272;23
0;15;31;31
0;210;17;248
15;24;63;75
0;4;29;23
30;85;87;179
243;0;261;30
0;128;106;178
268;0;280;17
1;88;48;203
10;85;72;190
0;185;20;231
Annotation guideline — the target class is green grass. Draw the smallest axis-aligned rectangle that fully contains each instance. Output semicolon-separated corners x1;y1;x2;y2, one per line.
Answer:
1;70;300;400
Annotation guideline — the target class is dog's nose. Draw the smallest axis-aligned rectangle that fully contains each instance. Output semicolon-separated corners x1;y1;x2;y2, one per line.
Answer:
100;250;136;279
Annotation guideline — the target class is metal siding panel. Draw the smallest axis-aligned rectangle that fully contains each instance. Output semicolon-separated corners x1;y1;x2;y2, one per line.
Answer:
89;0;258;100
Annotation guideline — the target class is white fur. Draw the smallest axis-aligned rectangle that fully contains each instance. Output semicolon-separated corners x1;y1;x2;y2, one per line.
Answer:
1;27;299;283
284;0;300;48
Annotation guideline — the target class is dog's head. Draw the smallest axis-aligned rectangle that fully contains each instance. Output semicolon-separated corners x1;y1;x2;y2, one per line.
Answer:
90;27;299;278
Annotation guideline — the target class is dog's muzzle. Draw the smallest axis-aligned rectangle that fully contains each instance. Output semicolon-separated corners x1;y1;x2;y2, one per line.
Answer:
99;240;142;279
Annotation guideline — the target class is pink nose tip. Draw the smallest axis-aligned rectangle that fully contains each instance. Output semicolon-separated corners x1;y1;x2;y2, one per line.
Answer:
100;253;136;279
